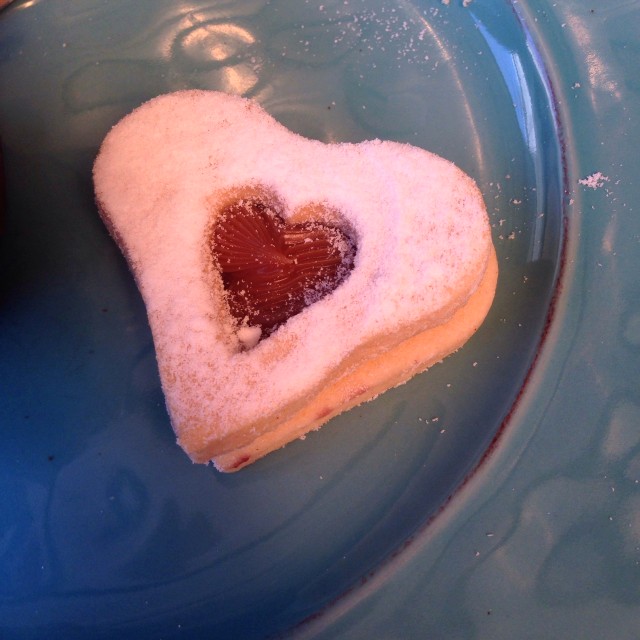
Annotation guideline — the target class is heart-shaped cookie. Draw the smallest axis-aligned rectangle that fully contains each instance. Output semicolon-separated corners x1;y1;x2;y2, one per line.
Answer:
93;90;497;472
211;195;356;340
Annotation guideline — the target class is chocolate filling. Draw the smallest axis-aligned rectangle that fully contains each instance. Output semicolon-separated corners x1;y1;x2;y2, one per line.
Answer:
211;196;356;338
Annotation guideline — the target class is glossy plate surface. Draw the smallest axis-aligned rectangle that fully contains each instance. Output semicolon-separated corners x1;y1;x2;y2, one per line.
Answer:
0;0;637;638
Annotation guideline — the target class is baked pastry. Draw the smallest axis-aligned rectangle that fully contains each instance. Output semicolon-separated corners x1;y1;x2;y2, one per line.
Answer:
93;90;497;472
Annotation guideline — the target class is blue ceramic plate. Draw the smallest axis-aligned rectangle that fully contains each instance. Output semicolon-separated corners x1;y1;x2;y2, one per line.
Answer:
1;1;637;638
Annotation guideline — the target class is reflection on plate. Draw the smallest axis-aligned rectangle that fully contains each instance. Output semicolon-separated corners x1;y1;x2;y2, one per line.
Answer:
0;1;564;638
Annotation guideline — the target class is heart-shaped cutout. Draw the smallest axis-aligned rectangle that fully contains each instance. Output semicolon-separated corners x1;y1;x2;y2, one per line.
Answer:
211;195;356;339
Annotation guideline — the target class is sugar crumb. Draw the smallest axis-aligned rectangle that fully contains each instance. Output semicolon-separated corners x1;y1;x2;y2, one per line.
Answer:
237;325;262;350
578;172;610;189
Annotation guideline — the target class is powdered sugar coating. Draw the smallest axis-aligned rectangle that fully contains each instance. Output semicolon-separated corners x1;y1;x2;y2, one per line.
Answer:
93;90;492;459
